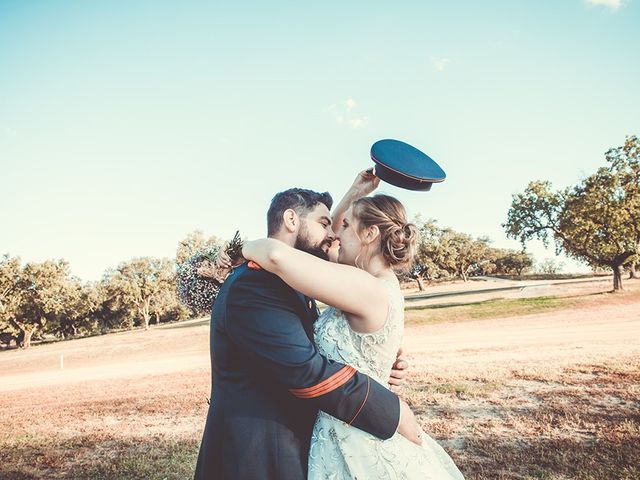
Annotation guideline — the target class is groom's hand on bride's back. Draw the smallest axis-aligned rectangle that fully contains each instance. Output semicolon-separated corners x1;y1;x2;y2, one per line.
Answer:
389;347;409;388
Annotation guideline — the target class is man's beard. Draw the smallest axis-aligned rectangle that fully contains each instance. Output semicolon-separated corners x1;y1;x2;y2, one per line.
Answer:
294;221;331;261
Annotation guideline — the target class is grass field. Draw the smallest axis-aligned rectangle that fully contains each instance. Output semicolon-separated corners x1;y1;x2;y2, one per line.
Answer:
405;284;640;325
1;279;639;479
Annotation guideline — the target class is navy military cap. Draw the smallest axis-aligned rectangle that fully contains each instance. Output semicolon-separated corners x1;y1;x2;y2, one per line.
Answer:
370;139;446;191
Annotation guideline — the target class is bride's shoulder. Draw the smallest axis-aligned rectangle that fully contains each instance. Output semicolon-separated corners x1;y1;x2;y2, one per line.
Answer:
375;274;401;293
376;276;404;308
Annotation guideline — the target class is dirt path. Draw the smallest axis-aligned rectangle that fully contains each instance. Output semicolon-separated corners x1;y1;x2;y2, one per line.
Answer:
2;287;638;392
403;301;640;379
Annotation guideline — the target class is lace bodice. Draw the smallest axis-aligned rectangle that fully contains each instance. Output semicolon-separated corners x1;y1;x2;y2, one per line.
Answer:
313;279;404;387
308;278;466;479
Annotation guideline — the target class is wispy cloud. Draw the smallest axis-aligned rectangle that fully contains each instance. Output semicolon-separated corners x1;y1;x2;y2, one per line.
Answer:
326;99;369;129
585;0;625;11
430;56;451;72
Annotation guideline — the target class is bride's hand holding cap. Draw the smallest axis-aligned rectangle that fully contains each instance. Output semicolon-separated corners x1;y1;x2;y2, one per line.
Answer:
348;168;381;198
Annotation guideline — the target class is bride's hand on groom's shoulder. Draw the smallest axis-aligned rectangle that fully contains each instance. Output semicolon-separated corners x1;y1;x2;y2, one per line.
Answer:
216;248;234;271
211;243;246;283
217;243;246;270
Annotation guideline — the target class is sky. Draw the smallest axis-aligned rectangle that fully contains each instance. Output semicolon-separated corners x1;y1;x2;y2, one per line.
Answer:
1;0;639;281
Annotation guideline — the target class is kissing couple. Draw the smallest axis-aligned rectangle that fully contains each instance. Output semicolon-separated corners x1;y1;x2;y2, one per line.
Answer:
194;170;465;479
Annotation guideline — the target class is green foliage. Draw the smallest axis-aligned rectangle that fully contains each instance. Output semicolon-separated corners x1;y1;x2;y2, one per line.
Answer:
0;257;104;347
493;250;534;276
503;180;565;250
101;257;181;330
0;254;22;334
537;258;564;275
504;136;640;291
14;260;73;347
45;279;102;339
411;218;450;283
176;230;221;267
0;230;232;348
411;218;528;286
404;296;578;326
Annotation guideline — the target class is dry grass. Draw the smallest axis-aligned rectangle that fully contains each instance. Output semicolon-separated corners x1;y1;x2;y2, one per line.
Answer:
399;358;640;479
1;280;639;479
0;371;210;480
3;359;637;479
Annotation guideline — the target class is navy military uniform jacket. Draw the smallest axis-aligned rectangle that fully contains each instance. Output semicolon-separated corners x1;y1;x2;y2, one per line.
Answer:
194;263;400;480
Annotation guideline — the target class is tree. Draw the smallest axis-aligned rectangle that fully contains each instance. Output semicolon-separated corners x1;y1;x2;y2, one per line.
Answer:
537;258;563;275
150;273;190;325
13;260;71;348
505;137;640;291
176;230;221;266
96;277;135;331
48;281;102;338
103;257;181;330
438;230;491;282
411;218;449;290
629;259;640;279
410;218;495;287
605;136;640;280
1;256;101;346
493;250;534;276
0;255;22;340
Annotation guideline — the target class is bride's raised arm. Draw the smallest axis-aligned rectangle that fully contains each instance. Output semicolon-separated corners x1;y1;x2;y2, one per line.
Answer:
241;238;389;331
331;169;380;231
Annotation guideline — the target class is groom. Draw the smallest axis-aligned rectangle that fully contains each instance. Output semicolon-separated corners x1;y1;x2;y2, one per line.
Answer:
194;188;419;480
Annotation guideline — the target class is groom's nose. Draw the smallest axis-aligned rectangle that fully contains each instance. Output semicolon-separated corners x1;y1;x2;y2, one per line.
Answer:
327;227;336;241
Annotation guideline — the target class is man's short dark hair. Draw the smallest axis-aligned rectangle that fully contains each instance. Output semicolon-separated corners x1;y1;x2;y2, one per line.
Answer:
267;188;333;236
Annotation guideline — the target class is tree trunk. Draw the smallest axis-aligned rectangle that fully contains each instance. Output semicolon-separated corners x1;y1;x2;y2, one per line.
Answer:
142;297;151;330
24;328;35;348
630;261;640;279
155;312;161;325
19;327;37;348
10;320;38;349
612;264;624;292
416;276;425;291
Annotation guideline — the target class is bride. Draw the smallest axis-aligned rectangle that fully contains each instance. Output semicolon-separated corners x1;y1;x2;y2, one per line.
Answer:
236;170;465;479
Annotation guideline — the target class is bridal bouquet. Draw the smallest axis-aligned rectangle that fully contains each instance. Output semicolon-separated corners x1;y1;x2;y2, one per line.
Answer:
176;231;244;315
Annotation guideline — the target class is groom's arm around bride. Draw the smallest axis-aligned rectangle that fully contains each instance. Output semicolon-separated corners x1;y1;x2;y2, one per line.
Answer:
194;262;419;480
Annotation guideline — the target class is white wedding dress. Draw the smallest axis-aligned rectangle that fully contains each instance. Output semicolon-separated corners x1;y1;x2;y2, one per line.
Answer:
308;280;465;479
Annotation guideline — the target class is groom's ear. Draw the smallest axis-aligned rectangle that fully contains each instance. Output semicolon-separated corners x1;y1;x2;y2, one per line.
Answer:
282;208;299;233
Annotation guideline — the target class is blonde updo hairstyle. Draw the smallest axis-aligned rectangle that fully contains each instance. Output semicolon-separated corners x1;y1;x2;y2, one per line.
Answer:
351;194;418;270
